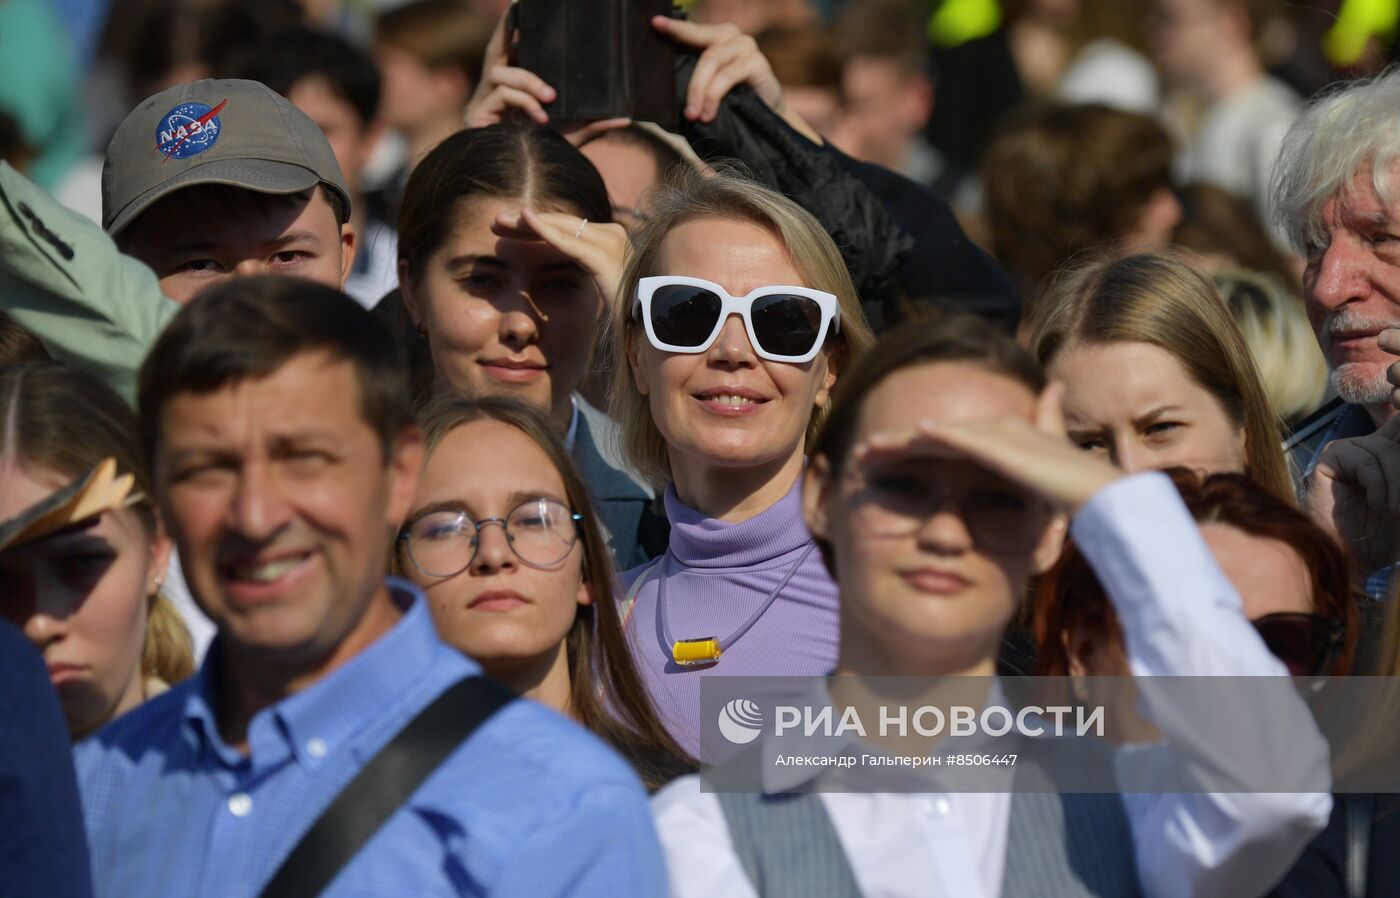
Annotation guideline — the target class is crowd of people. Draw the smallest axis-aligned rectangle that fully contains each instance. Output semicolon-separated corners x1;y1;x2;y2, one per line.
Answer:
1;0;1399;896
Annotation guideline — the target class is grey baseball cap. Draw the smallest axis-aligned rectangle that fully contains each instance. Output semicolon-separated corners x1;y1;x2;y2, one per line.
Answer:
102;78;352;236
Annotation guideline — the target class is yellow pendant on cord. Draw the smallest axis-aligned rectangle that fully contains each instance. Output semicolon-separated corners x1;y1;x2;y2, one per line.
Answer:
672;637;722;666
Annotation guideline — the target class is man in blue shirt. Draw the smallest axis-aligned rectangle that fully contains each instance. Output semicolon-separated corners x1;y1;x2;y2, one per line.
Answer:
74;276;666;897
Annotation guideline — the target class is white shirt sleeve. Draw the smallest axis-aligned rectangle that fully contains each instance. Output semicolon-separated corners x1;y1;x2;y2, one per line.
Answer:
652;775;761;898
1070;472;1332;898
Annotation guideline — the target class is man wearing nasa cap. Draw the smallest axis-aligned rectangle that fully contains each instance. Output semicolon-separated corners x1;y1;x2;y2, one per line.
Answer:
0;79;357;401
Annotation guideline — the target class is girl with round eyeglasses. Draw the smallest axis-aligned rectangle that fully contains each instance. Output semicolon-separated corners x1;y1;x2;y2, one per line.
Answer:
609;168;875;755
395;394;690;791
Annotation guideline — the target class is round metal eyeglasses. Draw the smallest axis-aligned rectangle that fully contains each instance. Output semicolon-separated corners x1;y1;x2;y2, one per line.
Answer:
399;498;584;576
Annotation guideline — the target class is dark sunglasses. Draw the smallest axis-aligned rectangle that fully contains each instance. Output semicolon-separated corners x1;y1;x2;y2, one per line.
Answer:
1252;612;1346;677
632;275;841;363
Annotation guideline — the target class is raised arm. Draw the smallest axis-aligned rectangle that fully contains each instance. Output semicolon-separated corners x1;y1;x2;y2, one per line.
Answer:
0;162;177;404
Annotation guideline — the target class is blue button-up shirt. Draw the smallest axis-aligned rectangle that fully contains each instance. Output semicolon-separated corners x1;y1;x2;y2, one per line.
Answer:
74;579;666;897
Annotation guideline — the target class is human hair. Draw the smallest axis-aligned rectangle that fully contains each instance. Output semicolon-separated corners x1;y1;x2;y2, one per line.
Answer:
1027;252;1293;502
610;166;877;488
583;125;689;191
374;0;493;77
981;104;1175;300
1173;182;1297;287
833;0;929;75
408;393;693;790
0;363;193;684
809;312;1045;574
1214;269;1329;426
1033;468;1358;676
137;276;413;472
232;27;381;126
0;309;50;366
397;122;613;284
1273;67;1400;255
755;26;845;92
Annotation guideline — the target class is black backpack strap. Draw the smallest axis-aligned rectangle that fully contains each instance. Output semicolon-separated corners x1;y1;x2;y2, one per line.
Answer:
258;675;515;898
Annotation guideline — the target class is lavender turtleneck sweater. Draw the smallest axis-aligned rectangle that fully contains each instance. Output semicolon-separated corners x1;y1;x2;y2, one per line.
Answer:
620;474;840;756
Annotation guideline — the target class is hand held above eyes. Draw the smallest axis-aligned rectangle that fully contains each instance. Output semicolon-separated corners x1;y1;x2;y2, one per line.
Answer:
853;383;1125;516
489;208;626;305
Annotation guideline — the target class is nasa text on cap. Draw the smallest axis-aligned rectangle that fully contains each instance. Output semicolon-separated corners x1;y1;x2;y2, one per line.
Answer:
101;79;351;237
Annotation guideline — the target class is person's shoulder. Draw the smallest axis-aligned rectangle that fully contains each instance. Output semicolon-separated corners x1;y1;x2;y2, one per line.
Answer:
442;689;644;795
1284;397;1349;450
74;678;194;771
572;396;654;500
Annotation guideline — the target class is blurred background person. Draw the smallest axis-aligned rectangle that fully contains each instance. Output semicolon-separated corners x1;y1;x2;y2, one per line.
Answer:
754;25;846;141
1173;181;1301;284
1149;0;1299;230
372;0;493;185
0;363;192;740
1214;269;1330;428
234;27;399;308
980;103;1181;305
828;0;944;193
580;125;691;232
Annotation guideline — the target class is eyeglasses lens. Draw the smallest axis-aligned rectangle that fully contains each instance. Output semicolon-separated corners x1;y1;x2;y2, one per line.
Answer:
405;499;578;576
1252;614;1341;677
751;294;823;357
651;284;723;348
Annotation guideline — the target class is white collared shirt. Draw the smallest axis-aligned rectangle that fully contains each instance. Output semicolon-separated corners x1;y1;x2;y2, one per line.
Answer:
652;472;1331;898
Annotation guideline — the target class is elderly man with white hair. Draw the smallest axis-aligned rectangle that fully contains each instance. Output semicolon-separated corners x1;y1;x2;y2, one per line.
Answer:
1274;70;1400;616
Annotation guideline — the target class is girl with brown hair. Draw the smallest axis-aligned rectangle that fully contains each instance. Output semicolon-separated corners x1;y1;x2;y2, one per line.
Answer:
396;393;691;790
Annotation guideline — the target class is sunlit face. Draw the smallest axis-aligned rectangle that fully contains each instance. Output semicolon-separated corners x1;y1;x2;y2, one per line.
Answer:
121;185;354;304
155;352;420;667
402;197;601;427
0;462;169;739
1052;341;1247;475
807;363;1058;670
580;138;661;231
1201;524;1314;619
401;419;589;667
288;75;374;197
627;216;836;477
1301;166;1400;406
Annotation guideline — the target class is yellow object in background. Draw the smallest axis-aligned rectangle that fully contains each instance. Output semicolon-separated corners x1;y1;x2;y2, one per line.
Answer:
930;0;1002;47
1325;0;1399;66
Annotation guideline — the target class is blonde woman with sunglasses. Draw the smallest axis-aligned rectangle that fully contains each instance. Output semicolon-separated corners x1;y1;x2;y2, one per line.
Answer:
609;168;875;754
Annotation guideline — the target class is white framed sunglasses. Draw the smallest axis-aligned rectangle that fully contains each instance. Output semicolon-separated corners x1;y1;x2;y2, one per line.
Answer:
632;275;842;363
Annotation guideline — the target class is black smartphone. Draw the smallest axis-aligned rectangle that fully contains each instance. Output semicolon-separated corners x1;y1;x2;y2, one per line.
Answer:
514;0;680;129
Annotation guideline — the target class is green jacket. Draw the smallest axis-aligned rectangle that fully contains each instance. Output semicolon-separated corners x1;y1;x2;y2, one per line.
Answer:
0;162;179;404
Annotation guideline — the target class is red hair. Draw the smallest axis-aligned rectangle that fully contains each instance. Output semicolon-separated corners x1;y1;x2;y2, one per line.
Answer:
1034;469;1358;676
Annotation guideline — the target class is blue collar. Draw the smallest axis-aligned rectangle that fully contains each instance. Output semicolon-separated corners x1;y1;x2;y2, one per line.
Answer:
181;578;472;772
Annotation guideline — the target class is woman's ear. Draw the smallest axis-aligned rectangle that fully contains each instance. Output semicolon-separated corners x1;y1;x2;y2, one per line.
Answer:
1031;513;1068;575
576;578;594;607
626;331;650;396
812;352;838;410
148;517;174;596
803;454;834;541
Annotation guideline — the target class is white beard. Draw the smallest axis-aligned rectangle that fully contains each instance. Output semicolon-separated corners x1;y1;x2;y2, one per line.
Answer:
1332;361;1392;405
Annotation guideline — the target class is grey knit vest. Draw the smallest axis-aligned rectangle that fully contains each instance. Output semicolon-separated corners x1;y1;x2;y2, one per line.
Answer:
716;771;1143;897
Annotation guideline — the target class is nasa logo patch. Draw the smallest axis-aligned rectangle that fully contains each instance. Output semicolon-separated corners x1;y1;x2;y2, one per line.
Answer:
155;100;225;160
